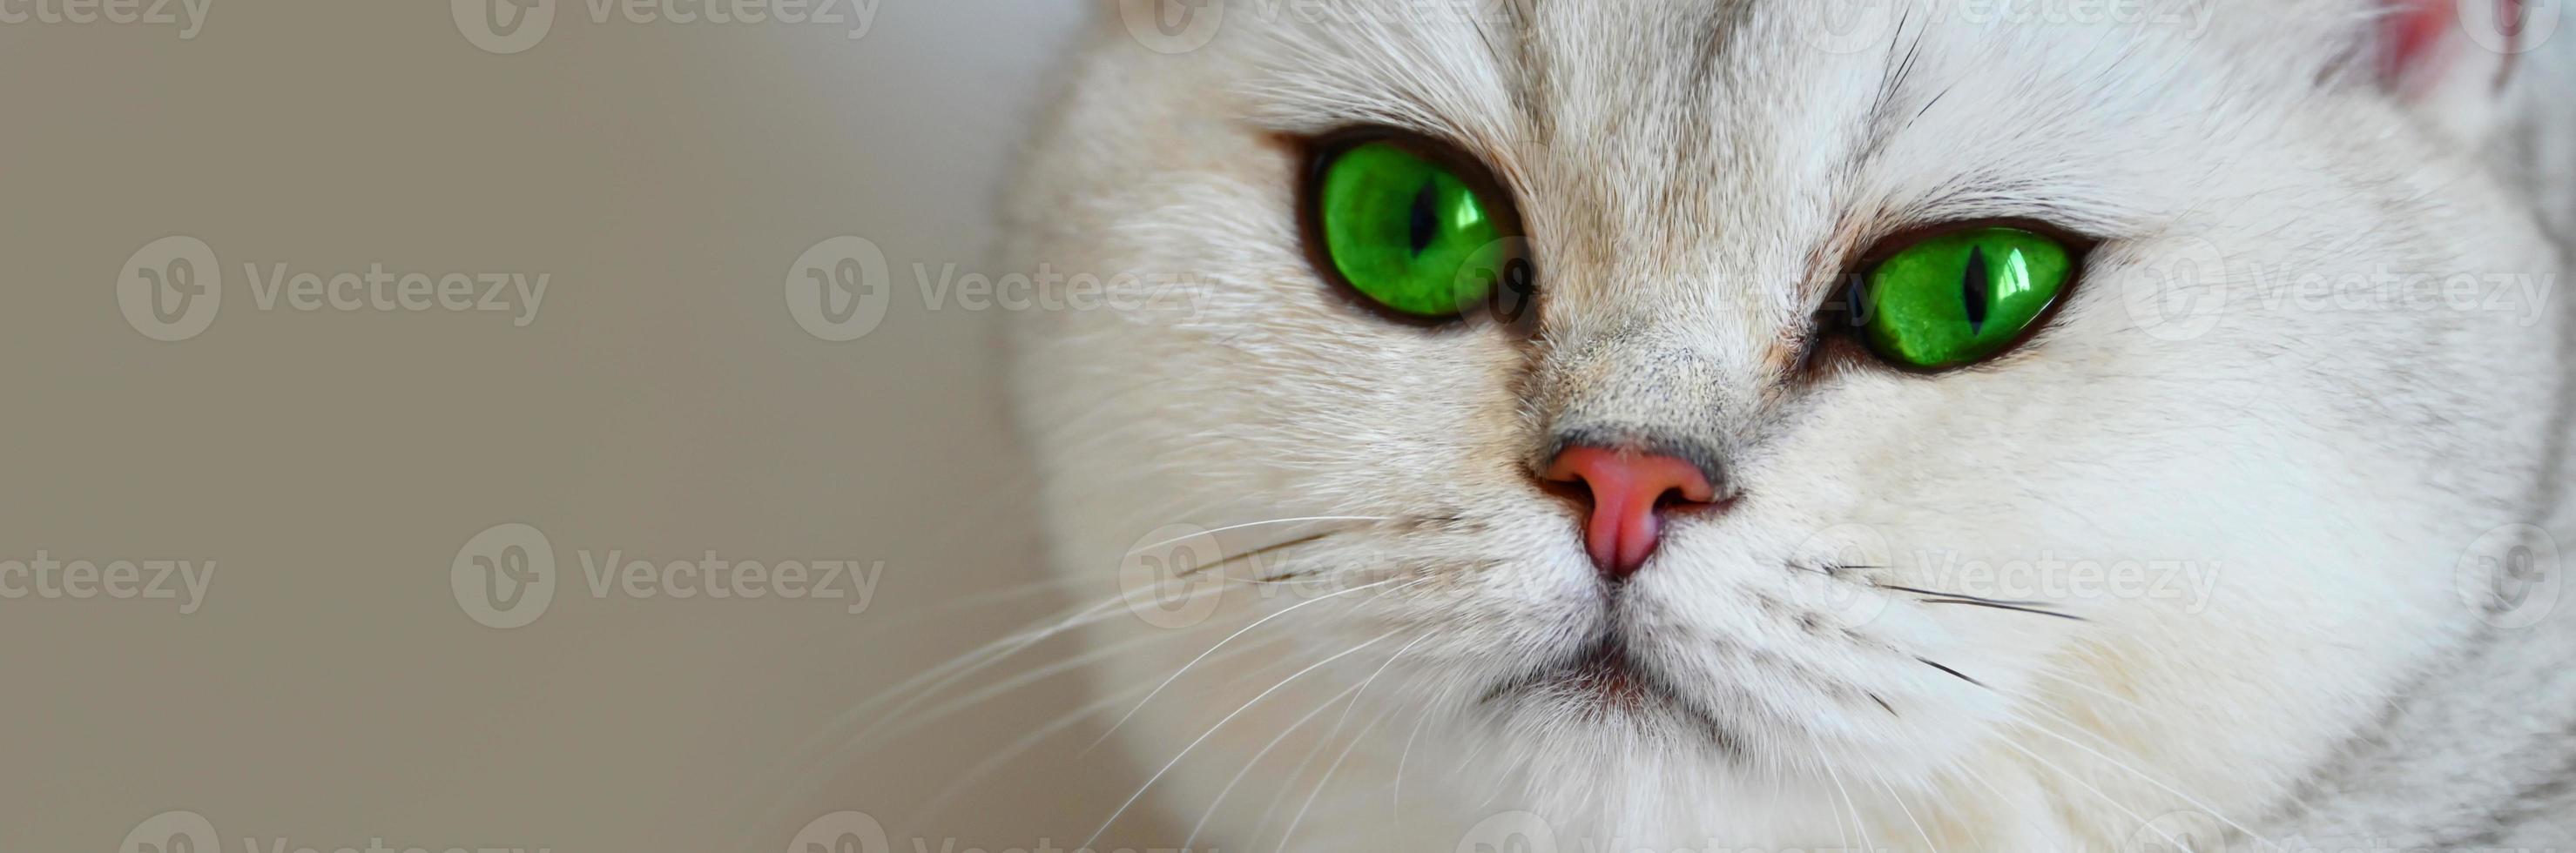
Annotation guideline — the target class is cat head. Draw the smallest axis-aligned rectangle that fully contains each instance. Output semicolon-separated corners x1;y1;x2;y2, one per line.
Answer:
1007;0;2565;841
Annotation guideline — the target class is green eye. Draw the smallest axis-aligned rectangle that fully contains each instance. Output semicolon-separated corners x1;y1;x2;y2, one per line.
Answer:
1312;140;1517;318
1855;226;2074;370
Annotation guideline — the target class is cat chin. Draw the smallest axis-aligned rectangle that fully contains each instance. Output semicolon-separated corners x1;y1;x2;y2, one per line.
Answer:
1435;707;1868;847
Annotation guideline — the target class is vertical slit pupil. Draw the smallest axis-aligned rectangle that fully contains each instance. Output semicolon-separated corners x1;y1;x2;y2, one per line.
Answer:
1960;245;1991;333
1407;180;1440;256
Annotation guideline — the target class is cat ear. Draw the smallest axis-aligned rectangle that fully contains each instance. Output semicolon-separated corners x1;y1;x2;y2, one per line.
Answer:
2371;0;2539;143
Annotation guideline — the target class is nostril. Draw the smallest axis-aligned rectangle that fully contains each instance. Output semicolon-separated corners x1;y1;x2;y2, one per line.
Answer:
1541;445;1729;581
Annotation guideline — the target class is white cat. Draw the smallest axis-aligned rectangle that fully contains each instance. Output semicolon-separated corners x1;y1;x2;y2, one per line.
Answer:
1001;1;2576;850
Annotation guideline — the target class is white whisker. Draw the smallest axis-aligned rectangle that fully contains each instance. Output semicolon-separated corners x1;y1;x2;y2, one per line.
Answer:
1082;628;1405;851
1276;705;1395;853
1184;681;1372;849
1127;517;1393;554
1089;575;1410;753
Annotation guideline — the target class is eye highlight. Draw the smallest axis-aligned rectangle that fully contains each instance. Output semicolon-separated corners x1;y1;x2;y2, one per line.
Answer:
1849;226;2076;371
1305;135;1525;319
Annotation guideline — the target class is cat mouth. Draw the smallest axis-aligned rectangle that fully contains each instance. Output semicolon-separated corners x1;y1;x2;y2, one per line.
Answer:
1546;642;1664;708
1481;637;1743;751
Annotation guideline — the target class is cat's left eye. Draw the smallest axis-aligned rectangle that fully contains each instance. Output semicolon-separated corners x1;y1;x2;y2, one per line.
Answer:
1303;134;1526;320
1847;225;2078;371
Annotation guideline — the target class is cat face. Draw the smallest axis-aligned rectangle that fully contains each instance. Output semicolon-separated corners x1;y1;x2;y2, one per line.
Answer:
1008;0;2563;843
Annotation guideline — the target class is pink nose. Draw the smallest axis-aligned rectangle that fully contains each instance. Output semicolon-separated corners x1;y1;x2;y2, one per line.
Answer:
1544;446;1719;580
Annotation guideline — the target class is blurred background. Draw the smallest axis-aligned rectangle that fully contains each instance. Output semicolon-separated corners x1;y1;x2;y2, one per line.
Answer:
0;2;1170;850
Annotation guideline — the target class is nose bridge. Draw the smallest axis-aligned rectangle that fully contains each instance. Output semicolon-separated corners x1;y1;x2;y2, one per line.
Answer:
1531;323;1757;477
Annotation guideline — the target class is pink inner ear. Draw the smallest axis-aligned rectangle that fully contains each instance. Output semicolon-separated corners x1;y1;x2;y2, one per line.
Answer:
2383;0;2459;89
2383;0;2525;91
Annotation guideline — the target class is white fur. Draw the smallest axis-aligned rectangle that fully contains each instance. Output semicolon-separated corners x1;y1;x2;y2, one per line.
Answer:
1003;1;2576;849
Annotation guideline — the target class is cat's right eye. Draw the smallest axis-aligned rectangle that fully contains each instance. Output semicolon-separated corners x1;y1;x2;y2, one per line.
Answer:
1847;225;2078;372
1303;134;1527;320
